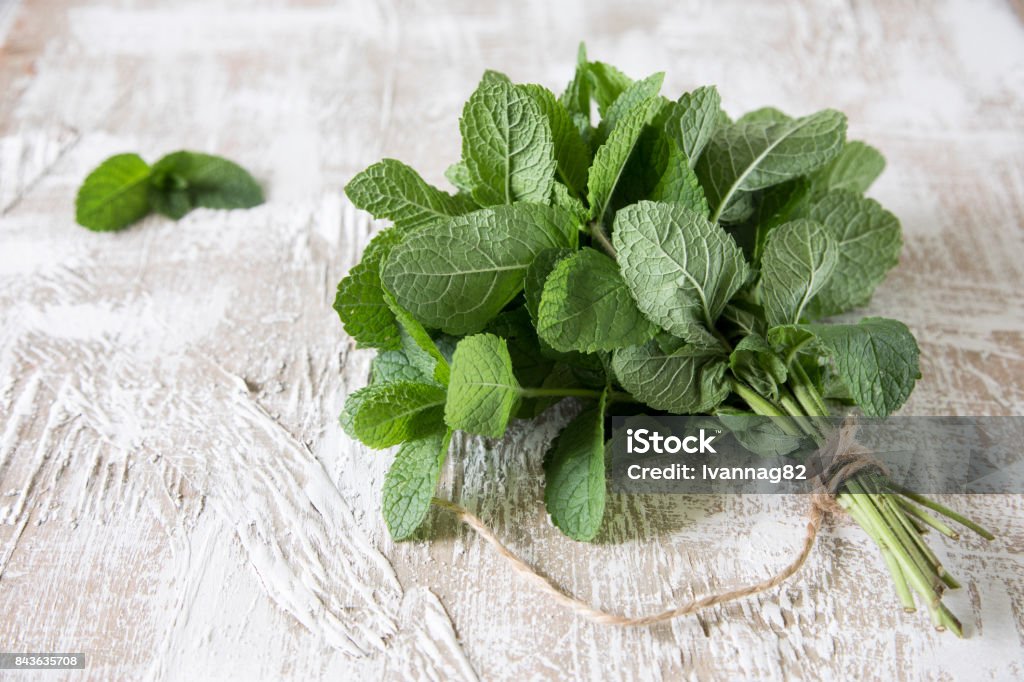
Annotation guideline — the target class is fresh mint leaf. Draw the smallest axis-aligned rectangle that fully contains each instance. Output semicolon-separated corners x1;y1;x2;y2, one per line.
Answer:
351;381;447;449
345;158;474;230
697;110;847;223
520;84;590;197
460;75;556;206
612;336;729;414
445;333;521;437
537;248;658;353
760;219;839;327
594;72;665;144
809;141;886;194
663;85;722;166
736;107;791;125
150;151;263;211
444;160;475;195
75;153;152;231
586;62;632;116
524;248;574;322
769;317;920;417
381;203;575;334
613;201;749;338
649;136;709;216
382;429;451;540
371;348;432;384
551;182;590;224
805;190;901;318
560;42;592;121
333;228;404;349
748;179;812;265
384;292;451;385
543;388;607;541
587;94;660;225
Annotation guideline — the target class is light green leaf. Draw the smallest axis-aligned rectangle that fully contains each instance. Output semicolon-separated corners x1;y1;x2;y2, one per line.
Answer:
444;160;475;195
345;159;473;230
769;317;920;417
587;62;632;116
537;248;658;353
612;336;730;414
382;429;451;540
445;334;521;438
613;201;750;338
587;95;660;224
333;228;404;349
544;388;607;541
804;190;902;318
696;110;847;222
663;85;722;166
595;72;664;144
717;412;805;458
381;203;574;335
351;381;447;449
809;141;886;194
384;292;450;385
75;153;152;231
524;248;573;322
460;75;556;206
150;151;263;211
760;219;838;327
560;42;592;120
737;107;791;125
551;182;590;224
520;84;590;197
371;349;432;384
649;137;709;217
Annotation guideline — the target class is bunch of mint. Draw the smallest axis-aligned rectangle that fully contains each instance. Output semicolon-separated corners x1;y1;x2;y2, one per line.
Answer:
336;46;991;634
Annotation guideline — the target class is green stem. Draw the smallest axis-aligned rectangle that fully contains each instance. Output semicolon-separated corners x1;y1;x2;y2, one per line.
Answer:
729;379;803;437
778;389;824;442
840;495;915;612
894;496;960;540
589;221;617;259
890;486;995;540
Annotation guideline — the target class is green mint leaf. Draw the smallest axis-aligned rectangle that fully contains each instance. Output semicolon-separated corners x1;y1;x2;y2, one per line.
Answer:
804;190;901;318
382;429;451;540
717;412;804;457
543;388;607;541
444;160;475;195
663;85;722;166
75;153;152;231
520;84;590;197
649;137;709;217
381;203;575;335
560;42;591;121
333;228;404;350
586;62;632;117
460;74;556;206
551;182;590;224
371;348;432;384
736;107;791;125
149;188;191;220
384;292;451;385
444;334;521;437
697;110;847;223
594;72;664;145
150;151;263;211
537;248;658;353
587;95;660;224
345;158;473;230
524;248;574;323
760;218;839;327
769;317;920;417
351;381;447;449
749;179;812;265
613;201;750;338
612;336;729;414
809;141;886;194
729;334;788;401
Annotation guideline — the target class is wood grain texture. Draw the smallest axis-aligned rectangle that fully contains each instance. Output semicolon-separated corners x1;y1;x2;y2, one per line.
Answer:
1;0;1022;679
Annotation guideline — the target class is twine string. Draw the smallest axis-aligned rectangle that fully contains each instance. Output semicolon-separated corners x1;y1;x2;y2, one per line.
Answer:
432;419;887;627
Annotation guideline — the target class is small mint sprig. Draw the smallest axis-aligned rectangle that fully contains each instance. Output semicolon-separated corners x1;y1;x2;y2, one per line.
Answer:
74;151;263;232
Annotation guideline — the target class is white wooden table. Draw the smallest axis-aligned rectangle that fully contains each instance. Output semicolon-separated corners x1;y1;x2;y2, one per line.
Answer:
1;1;1023;679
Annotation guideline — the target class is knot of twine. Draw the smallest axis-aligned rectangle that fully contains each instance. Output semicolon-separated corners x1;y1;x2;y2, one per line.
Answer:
433;418;888;627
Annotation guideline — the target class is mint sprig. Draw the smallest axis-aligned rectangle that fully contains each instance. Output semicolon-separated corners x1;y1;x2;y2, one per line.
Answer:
334;44;993;635
75;150;263;231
